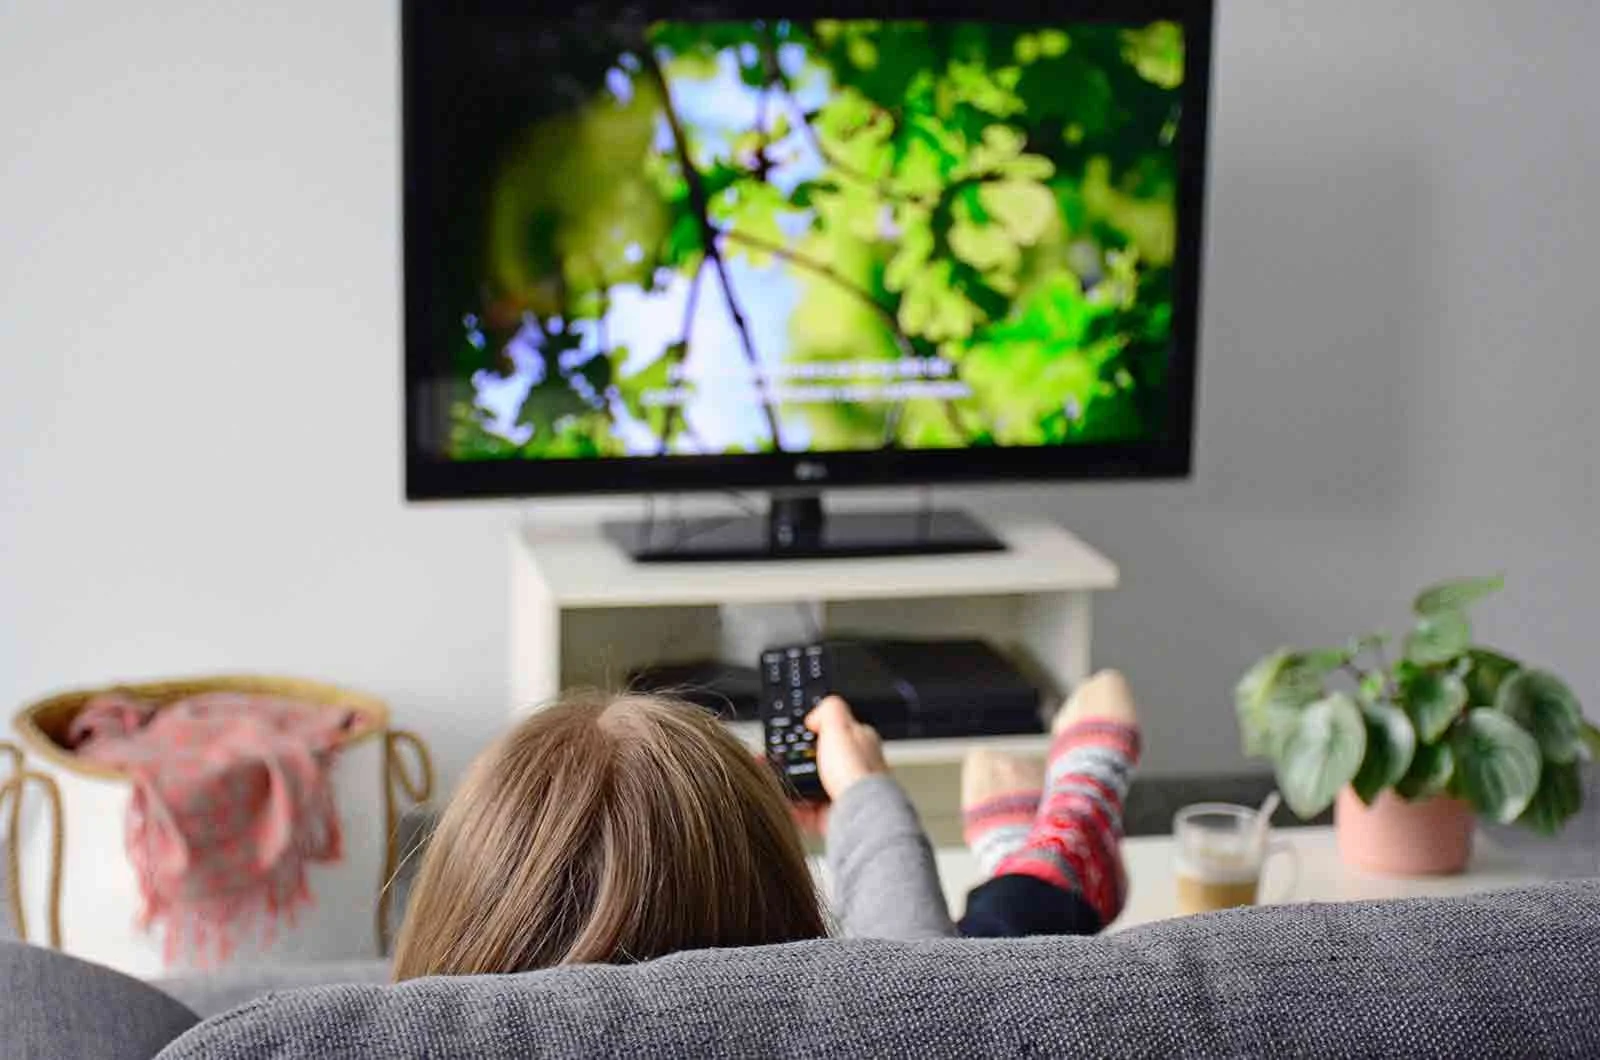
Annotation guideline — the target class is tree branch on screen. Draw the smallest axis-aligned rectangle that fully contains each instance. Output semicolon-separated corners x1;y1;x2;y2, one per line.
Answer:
656;260;706;456
717;228;961;446
764;42;928;209
644;52;786;452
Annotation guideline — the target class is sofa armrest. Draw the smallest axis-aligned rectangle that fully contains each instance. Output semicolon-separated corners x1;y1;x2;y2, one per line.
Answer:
1;940;198;1059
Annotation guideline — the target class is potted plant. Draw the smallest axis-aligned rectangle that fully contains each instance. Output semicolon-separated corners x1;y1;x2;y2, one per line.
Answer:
1236;576;1597;875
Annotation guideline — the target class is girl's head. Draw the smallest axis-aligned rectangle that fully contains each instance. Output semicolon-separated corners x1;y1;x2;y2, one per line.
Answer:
392;691;826;979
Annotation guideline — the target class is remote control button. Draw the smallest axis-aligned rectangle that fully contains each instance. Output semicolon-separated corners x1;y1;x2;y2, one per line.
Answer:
789;761;818;775
768;731;783;746
769;715;790;728
786;647;801;659
789;688;804;708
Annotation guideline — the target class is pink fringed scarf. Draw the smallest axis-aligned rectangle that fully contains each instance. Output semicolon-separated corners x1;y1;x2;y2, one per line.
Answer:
69;691;352;966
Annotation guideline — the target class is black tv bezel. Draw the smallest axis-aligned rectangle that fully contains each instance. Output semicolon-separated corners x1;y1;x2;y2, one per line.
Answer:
403;0;1212;500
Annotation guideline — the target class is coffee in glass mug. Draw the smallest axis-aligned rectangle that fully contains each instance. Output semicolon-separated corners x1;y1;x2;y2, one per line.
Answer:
1173;802;1290;915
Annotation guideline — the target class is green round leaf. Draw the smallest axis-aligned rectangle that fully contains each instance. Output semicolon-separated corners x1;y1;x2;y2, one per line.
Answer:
1351;702;1417;804
1518;760;1582;836
1395;740;1455;800
1275;693;1367;819
1497;669;1585;765
1235;650;1325;759
1451;709;1543;823
1404;611;1470;666
1412;575;1504;616
1463;649;1520;707
1402;669;1469;743
1235;650;1291;708
1235;651;1291;758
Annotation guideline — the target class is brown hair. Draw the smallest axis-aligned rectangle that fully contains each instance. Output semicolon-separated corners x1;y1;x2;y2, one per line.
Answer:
392;691;826;979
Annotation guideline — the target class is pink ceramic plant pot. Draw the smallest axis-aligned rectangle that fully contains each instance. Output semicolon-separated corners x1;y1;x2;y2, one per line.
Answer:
1335;788;1474;876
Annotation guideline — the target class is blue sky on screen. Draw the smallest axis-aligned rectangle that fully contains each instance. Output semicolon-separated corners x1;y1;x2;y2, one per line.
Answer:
473;41;834;455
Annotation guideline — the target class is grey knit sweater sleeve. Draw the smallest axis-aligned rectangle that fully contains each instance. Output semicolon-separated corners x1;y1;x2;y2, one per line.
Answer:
824;774;958;940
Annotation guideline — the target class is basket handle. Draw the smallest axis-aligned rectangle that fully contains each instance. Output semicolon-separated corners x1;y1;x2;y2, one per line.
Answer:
377;729;434;955
0;740;64;948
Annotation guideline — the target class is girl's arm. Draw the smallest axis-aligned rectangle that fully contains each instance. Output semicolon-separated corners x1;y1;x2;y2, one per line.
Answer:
807;698;957;939
826;773;957;939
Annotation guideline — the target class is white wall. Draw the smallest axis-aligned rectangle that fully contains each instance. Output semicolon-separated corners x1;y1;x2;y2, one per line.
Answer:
2;0;1595;790
0;2;511;788
1040;0;1600;775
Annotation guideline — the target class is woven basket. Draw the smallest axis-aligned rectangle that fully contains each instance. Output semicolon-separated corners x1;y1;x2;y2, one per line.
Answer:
1;675;432;978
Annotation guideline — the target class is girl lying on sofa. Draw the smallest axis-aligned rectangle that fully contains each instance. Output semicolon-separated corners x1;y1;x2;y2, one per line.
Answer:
392;672;1141;978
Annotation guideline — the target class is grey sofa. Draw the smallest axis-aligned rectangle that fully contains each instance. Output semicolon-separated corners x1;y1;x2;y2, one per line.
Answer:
4;880;1599;1059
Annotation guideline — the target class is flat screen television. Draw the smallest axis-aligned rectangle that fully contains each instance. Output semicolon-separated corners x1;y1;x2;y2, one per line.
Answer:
404;0;1212;557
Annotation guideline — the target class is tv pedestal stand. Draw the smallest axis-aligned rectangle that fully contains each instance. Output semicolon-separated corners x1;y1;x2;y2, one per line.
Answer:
601;493;1005;562
511;510;1118;841
513;510;1117;747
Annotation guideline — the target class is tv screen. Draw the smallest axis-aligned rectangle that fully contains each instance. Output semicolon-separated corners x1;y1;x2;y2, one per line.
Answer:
404;0;1211;498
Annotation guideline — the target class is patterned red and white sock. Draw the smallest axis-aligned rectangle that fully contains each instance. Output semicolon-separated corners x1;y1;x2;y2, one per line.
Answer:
964;791;1043;879
993;718;1142;927
961;751;1044;879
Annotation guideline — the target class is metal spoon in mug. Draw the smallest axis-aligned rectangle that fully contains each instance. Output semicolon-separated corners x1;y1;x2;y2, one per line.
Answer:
1253;790;1281;851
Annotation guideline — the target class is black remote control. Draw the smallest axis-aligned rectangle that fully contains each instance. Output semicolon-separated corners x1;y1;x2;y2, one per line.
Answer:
760;644;828;802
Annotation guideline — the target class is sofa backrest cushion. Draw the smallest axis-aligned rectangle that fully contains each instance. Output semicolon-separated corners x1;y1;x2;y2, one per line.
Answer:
1;940;198;1060
157;881;1600;1059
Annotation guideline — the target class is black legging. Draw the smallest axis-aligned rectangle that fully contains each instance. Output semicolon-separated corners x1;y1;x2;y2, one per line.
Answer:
958;874;1103;937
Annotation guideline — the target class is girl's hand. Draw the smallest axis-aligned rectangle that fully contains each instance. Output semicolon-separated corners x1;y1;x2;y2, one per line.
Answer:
804;696;888;800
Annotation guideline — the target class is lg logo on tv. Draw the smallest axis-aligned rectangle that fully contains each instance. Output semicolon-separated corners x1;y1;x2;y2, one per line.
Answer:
794;461;828;482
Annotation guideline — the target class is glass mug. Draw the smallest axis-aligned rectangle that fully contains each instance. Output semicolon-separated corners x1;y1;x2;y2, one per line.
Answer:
1172;802;1297;915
